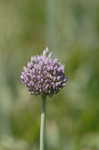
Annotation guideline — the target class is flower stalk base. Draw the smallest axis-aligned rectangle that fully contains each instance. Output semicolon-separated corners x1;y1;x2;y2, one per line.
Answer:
40;96;46;150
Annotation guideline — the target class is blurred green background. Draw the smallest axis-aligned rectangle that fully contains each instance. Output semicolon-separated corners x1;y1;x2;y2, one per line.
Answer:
0;0;99;150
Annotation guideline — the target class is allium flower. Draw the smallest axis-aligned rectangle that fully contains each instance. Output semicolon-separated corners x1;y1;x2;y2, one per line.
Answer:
20;48;68;96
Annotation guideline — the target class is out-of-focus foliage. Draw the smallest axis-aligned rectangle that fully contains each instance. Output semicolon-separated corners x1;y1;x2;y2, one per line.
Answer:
0;0;99;150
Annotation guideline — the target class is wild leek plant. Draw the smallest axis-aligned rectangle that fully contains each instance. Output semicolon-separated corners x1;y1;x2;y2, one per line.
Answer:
20;48;68;150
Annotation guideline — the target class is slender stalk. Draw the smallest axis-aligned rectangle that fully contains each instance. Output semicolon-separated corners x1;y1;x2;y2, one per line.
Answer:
40;96;47;150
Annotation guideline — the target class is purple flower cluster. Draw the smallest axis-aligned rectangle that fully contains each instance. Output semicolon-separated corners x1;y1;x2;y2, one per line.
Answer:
20;48;68;96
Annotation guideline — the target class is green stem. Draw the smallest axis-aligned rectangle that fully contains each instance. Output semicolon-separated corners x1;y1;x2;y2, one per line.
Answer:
40;96;47;150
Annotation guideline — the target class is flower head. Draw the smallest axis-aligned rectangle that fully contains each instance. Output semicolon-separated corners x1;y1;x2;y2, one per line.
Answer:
20;48;68;96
